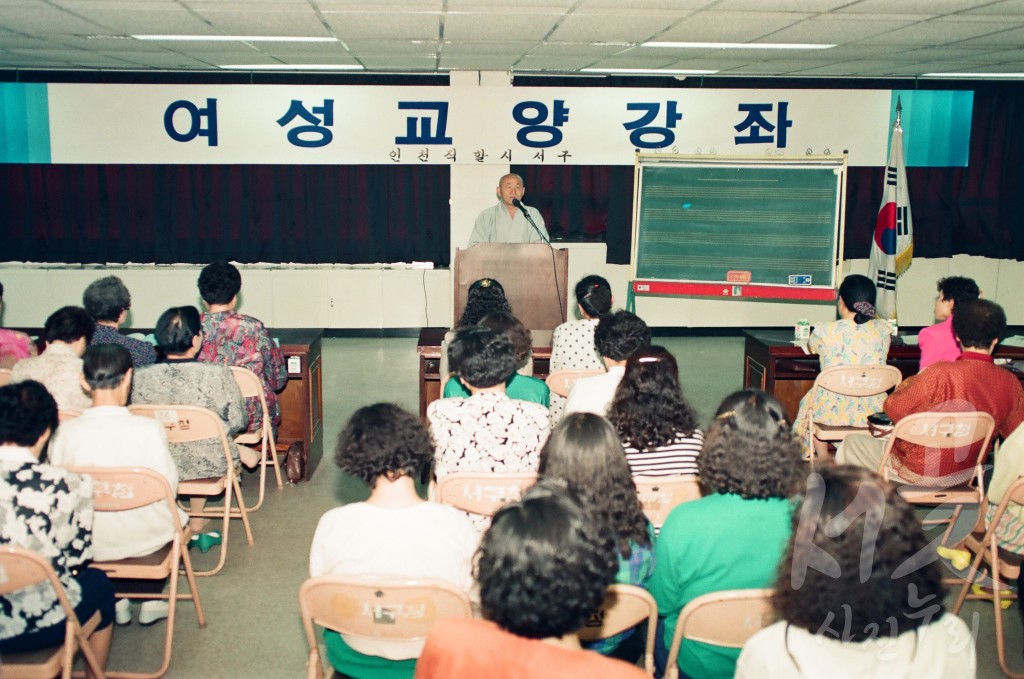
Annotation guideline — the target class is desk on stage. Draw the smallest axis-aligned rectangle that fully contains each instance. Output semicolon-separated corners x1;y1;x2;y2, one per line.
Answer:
417;327;552;417
274;329;323;481
742;329;1024;424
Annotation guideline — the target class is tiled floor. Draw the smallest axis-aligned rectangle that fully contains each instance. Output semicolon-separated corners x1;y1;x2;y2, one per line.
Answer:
104;336;1020;678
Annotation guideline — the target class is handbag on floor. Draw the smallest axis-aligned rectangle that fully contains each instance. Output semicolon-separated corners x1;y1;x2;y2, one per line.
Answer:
286;442;305;483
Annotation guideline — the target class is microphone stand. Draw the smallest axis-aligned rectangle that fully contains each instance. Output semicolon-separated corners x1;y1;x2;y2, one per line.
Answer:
513;199;550;244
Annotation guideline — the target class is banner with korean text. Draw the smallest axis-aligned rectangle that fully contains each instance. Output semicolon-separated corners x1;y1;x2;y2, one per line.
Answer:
0;83;970;168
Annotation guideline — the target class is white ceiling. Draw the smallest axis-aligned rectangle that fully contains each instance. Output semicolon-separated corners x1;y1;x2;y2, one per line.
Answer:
1;0;1023;78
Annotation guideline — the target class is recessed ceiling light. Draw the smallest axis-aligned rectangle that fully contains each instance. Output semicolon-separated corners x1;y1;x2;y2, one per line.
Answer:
218;64;364;71
580;68;718;75
134;35;337;43
922;72;1024;79
643;41;834;50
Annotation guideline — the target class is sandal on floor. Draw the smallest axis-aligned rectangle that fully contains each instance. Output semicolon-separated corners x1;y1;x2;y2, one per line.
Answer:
189;531;223;554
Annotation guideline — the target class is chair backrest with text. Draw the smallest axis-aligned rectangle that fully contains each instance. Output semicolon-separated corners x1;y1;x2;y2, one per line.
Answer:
664;588;774;679
579;584;658;676
545;370;604;398
434;472;538;516
878;410;996;485
0;546;107;679
633;476;702;530
299;576;473;679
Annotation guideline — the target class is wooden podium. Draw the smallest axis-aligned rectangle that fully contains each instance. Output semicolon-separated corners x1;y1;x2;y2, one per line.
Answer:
454;243;569;331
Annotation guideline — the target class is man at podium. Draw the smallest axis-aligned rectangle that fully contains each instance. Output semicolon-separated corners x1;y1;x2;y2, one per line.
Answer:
468;173;550;246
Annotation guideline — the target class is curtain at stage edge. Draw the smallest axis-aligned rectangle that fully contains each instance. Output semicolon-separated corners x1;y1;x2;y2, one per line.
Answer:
0;164;451;266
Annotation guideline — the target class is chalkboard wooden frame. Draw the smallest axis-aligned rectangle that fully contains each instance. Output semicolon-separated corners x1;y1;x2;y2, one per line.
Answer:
630;154;847;302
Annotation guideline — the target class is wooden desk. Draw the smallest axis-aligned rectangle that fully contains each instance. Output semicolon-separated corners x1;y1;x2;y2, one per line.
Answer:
417;327;553;418
743;329;1024;424
274;329;323;482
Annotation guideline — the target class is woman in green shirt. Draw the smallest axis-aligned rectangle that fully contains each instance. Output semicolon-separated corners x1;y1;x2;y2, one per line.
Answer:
649;389;804;679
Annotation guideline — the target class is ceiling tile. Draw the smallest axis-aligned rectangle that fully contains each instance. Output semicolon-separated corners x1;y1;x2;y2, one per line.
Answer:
547;13;681;42
443;12;562;42
323;11;440;40
655;11;814;43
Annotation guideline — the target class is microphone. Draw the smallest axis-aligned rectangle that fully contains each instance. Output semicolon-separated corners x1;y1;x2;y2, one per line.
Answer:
511;198;550;244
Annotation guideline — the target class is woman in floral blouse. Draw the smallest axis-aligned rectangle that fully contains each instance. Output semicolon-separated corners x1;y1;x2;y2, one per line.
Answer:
793;274;891;457
196;261;288;433
0;380;114;676
548;275;613;423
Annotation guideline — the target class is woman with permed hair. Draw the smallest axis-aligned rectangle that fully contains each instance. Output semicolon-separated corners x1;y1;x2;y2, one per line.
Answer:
309;403;478;679
548;275;614;421
649;389;804;679
442;311;548;406
538;413;655;657
607;345;703;477
793;273;892;458
736;464;975;677
415;480;647;678
440;278;517;387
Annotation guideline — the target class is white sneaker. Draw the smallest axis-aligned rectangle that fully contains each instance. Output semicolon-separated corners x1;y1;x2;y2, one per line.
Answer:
138;601;170;626
114;598;132;626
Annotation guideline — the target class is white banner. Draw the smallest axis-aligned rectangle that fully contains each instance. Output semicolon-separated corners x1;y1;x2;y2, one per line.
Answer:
45;84;894;166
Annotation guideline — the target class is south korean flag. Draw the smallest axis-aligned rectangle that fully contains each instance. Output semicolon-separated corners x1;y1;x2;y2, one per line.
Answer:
868;100;914;320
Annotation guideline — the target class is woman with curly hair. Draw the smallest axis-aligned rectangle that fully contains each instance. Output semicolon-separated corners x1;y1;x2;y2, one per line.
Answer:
443;311;548;406
440;278;518;386
607;345;703;477
736;464;975;677
538;413;654;656
309;403;478;679
548;275;613;421
793;274;891;457
415;480;646;678
649;389;804;679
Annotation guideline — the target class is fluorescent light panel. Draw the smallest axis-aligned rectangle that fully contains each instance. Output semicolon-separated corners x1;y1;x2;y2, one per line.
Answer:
581;68;718;75
218;64;363;70
643;41;834;50
134;35;337;43
923;72;1024;79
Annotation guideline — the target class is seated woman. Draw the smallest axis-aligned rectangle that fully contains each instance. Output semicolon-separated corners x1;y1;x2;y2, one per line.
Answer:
0;281;38;369
649;389;803;679
196;261;287;433
50;344;185;625
443;311;549;406
607;345;704;477
548;275;613;422
0;380;114;678
538;413;654;657
309;403;478;679
793;274;891;457
132;306;252;546
11;305;94;412
427;327;549;530
736;464;976;678
439;278;518;387
415;480;646;678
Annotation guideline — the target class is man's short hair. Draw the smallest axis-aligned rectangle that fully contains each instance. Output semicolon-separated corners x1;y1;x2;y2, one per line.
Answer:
198;261;242;305
953;298;1006;350
937;276;980;308
594;310;650;361
475;480;617;639
0;381;58;448
83;344;132;391
447;327;516;389
43;306;95;345
82;276;131;322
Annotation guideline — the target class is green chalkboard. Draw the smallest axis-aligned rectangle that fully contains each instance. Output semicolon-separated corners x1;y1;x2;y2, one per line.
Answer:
632;156;846;291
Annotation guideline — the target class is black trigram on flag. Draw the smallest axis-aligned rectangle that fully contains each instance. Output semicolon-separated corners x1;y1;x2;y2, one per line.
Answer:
886;167;897;186
875;270;897;291
896;206;909;236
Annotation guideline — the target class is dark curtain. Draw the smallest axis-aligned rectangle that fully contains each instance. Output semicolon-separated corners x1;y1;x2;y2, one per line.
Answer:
0;164;451;265
517;84;1024;265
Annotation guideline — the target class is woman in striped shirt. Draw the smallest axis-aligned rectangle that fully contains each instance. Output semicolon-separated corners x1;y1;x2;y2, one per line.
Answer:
607;345;703;477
